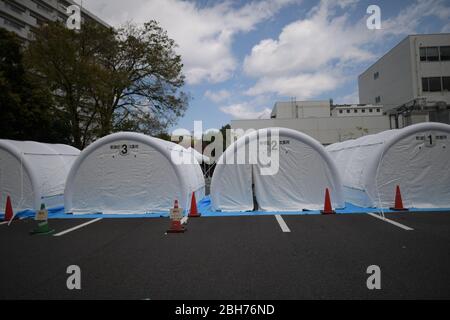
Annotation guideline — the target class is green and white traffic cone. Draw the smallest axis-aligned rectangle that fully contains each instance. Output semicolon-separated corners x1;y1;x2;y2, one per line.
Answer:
30;203;55;235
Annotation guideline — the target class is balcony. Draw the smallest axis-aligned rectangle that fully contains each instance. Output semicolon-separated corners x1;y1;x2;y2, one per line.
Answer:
0;1;36;26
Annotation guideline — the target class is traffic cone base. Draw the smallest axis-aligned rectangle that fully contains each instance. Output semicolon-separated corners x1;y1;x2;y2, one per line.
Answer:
321;188;335;215
188;212;201;218
188;192;201;218
167;220;186;233
30;221;55;235
167;227;187;233
390;185;408;211
390;206;408;211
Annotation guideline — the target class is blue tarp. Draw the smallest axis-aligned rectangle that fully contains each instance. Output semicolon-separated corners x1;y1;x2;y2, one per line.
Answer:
1;195;449;220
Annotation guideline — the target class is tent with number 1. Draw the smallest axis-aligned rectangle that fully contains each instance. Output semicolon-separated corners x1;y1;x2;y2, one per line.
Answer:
326;122;450;208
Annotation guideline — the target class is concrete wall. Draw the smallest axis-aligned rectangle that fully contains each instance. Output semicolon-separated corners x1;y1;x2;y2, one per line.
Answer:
231;116;391;145
359;34;450;109
273;100;330;119
359;36;414;109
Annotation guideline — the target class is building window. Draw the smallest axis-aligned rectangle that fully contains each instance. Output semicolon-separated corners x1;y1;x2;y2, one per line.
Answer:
375;96;381;104
369;108;373;112
2;16;24;30
339;110;343;114
420;47;440;62
423;77;442;92
426;47;439;61
30;11;48;26
443;77;450;92
346;109;351;113
354;109;358;113
5;1;26;15
440;46;450;61
374;71;379;80
427;47;440;61
429;77;442;92
420;47;427;61
376;108;380;112
422;78;429;92
32;0;53;14
362;109;366;113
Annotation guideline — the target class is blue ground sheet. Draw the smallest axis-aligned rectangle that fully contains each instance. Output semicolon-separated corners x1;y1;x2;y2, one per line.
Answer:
1;195;449;220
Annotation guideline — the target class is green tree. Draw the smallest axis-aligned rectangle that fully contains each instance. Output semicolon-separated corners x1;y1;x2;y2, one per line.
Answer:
0;28;70;143
93;21;188;137
25;22;114;148
25;20;188;149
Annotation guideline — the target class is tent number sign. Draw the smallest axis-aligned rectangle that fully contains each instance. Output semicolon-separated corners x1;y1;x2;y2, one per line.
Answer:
110;144;140;156
416;133;448;148
425;133;436;147
416;133;437;148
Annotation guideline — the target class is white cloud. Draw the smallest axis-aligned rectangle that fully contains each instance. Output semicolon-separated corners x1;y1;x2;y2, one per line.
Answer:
82;0;297;84
334;91;359;105
246;73;340;100
204;89;231;103
220;103;271;119
442;23;450;33
243;0;450;98
243;1;372;97
381;0;450;36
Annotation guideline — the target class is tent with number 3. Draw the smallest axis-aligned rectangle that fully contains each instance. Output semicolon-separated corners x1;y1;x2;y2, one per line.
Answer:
64;132;205;214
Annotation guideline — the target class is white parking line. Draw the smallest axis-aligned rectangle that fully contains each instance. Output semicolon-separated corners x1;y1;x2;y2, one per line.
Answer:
367;212;414;231
0;221;9;225
275;215;291;233
53;218;103;237
181;216;188;225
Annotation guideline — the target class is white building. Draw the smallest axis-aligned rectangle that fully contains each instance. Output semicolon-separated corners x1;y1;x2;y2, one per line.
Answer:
0;0;109;41
359;33;450;128
231;100;390;145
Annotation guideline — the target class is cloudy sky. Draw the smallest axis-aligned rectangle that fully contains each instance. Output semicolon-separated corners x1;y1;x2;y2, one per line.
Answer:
77;0;450;131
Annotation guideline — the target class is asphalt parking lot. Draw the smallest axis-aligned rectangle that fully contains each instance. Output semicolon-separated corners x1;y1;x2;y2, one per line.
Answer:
1;211;450;299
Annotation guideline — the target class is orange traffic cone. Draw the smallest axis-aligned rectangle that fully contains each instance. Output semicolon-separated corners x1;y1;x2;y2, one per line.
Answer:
188;192;201;218
167;200;186;233
321;188;335;215
390;185;408;211
4;195;13;221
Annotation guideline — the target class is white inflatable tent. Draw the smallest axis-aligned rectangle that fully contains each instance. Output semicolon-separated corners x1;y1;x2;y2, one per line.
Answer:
326;122;450;208
211;128;344;211
64;132;205;214
0;140;80;213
